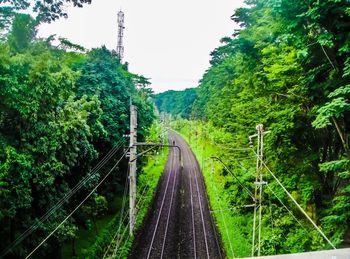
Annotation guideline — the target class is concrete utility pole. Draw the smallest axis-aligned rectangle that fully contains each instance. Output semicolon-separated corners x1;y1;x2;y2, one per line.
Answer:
117;10;125;62
249;124;269;257
129;104;137;235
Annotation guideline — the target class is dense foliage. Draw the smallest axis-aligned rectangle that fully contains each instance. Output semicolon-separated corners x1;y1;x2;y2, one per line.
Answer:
169;0;350;255
154;88;197;119
0;13;155;257
0;0;91;22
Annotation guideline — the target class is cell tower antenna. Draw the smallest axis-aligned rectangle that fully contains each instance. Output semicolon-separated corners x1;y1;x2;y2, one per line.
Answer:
117;10;125;62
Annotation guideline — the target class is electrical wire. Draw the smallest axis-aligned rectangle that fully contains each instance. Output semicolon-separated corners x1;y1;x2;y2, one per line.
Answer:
132;146;158;162
210;162;235;258
266;184;306;231
215;145;253;152
106;166;152;258
25;148;129;258
117;229;131;259
267;185;277;254
107;207;130;258
102;168;129;259
251;148;336;249
106;147;161;258
111;184;152;258
107;167;154;258
210;156;255;201
1;139;126;257
112;222;130;258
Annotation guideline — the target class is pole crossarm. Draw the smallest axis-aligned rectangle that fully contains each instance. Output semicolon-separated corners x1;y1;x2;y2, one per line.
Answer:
134;142;182;166
129;146;158;162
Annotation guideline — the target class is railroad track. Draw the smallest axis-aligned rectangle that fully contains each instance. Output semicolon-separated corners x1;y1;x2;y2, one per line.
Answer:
175;133;223;259
184;144;210;258
129;132;223;259
146;135;179;259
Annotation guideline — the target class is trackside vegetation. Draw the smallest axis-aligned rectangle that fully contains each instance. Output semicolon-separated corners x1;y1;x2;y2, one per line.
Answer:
100;122;169;258
0;11;156;258
83;140;169;258
172;120;252;258
173;119;332;256
155;88;197;119
1;0;350;257
156;0;350;255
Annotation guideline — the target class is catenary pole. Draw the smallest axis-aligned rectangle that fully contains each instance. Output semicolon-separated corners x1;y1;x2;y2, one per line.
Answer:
129;104;137;235
249;124;270;256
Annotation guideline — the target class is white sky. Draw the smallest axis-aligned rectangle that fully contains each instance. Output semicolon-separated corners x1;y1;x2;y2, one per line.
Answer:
38;0;245;93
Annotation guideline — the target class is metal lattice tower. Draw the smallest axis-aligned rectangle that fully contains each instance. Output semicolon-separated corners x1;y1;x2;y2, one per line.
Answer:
117;10;125;61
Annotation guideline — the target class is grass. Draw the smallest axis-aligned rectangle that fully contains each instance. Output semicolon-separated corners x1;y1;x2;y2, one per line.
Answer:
60;149;169;259
172;119;252;258
102;148;169;258
61;118;253;258
61;196;124;258
60;122;171;258
136;148;170;231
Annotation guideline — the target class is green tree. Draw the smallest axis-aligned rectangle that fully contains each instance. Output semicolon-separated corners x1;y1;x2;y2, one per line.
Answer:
7;13;37;52
187;0;350;254
155;88;197;119
1;0;91;22
0;13;155;257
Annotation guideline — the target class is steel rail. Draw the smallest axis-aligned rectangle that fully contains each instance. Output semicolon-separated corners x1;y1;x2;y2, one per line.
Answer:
180;140;210;259
200;160;224;259
160;143;179;258
183;133;223;259
146;138;177;259
188;149;197;259
190;150;210;259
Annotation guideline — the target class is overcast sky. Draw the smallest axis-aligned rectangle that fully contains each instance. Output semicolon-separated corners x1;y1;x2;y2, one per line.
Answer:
38;0;245;93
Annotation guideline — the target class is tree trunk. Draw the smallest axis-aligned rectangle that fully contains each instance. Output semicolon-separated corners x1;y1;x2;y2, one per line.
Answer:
72;238;76;256
92;216;98;234
332;117;350;160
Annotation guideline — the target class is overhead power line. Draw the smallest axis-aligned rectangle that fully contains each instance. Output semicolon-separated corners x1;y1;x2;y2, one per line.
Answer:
103;167;129;259
210;156;255;201
253;149;336;250
265;184;306;231
1;139;126;258
210;162;235;258
109;179;153;258
25;148;130;258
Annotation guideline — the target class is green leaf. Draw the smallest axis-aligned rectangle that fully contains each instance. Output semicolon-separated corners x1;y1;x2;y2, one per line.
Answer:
312;98;350;129
319;160;350;174
328;85;350;98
